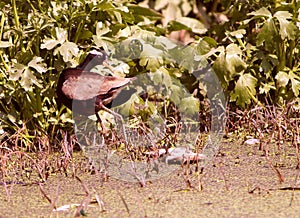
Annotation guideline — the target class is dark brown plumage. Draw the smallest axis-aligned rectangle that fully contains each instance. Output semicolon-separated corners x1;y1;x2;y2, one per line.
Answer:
56;49;135;131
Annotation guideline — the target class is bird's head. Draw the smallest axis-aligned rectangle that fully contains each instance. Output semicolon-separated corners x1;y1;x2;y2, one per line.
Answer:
88;48;107;62
77;48;107;71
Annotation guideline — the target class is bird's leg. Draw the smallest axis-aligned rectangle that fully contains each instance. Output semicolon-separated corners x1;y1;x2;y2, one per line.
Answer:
100;104;128;142
96;113;108;135
101;105;123;120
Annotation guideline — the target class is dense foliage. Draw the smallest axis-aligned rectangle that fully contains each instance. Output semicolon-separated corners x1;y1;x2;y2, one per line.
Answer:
0;0;299;147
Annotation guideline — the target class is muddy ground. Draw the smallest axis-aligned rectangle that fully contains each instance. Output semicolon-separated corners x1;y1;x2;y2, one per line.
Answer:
1;136;300;218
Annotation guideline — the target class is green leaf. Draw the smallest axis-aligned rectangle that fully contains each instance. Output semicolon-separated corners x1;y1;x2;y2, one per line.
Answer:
22;68;42;90
150;69;163;85
167;20;191;32
174;17;207;34
41;38;59;50
78;30;93;40
28;57;47;74
139;44;164;72
213;50;229;86
169;45;195;72
229;29;246;39
178;96;200;116
95;22;110;37
92;1;114;11
256;19;277;47
248;7;272;18
289;71;300;96
127;5;162;20
275;71;289;87
9;60;42;91
230;73;257;107
226;44;243;56
225;44;247;75
197;37;217;55
169;84;182;104
274;11;297;40
160;67;173;87
54;42;79;62
41;27;67;50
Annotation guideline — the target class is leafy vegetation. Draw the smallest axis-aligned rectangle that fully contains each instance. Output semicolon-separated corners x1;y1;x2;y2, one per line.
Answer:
0;0;299;184
1;2;300;216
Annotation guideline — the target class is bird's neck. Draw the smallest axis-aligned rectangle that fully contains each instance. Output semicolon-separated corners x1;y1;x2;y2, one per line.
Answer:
76;58;99;71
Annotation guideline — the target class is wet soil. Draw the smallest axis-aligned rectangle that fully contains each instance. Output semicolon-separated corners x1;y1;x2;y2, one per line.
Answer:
1;137;300;218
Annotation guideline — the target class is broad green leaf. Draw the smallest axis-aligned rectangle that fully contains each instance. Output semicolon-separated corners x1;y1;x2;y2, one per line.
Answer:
28;57;47;74
256;19;277;47
226;44;243;56
150;69;163;85
230;73;257;107
197;37;217;55
225;44;247;75
289;71;300;96
170;45;195;72
169;84;182;105
248;7;272;18
22;68;42;90
95;22;110;37
178;96;200;116
275;71;289;87
78;30;93;40
117;26;131;38
140;44;164;72
93;36;113;51
162;2;180;26
9;62;25;81
175;17;207;34
92;1;114;11
256;53;278;76
155;36;177;49
274;11;297;40
226;54;247;74
41;38;59;50
213;51;229;86
160;67;172;87
41;27;67;50
128;5;162;20
9;60;42;90
260;58;273;75
54;42;79;62
202;37;217;47
167;20;191;32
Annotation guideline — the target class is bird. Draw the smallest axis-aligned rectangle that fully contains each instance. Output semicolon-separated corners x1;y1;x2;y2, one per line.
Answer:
56;49;135;132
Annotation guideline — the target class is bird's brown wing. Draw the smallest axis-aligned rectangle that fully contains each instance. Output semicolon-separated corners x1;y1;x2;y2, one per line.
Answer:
62;72;133;101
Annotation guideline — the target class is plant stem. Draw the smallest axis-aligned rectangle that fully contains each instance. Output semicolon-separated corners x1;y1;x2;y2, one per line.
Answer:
11;0;20;29
11;0;26;52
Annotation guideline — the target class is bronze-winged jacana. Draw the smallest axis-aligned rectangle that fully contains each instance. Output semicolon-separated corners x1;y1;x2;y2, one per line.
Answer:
56;49;135;132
